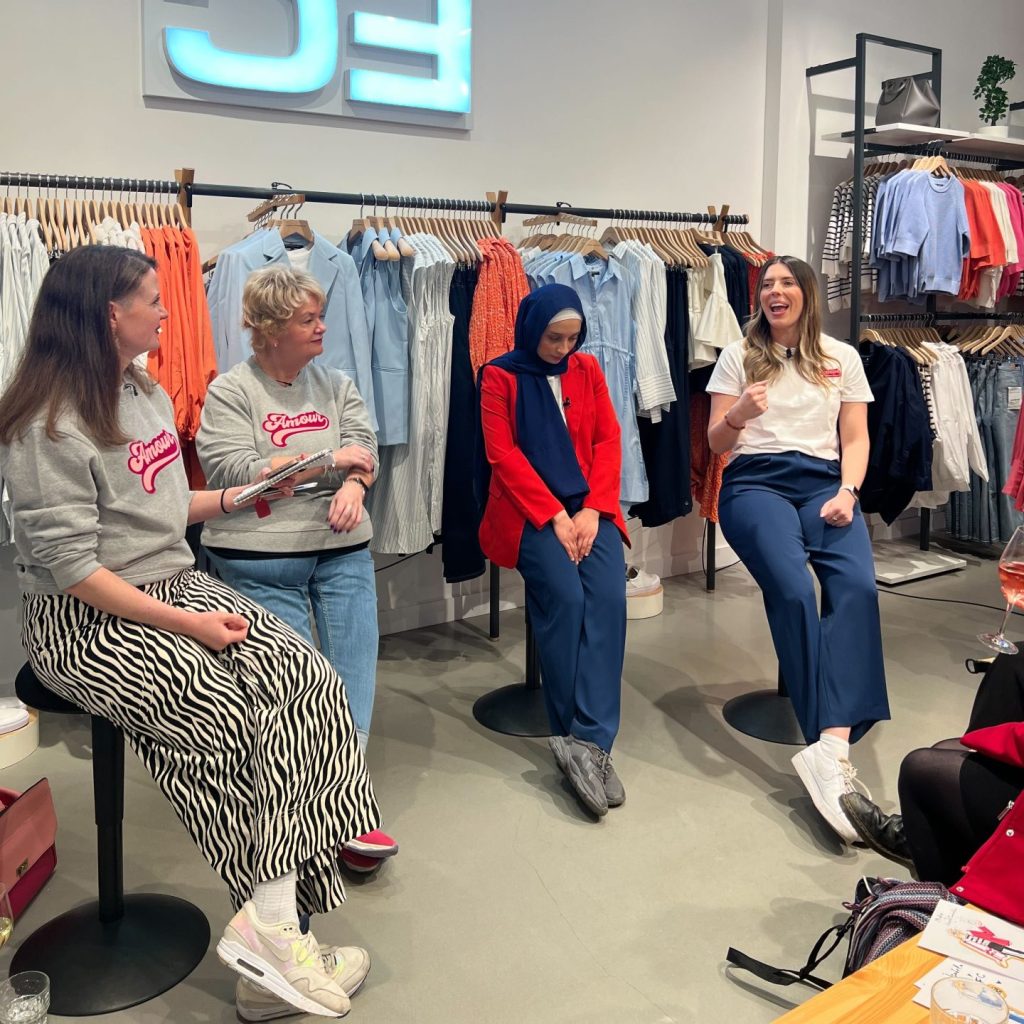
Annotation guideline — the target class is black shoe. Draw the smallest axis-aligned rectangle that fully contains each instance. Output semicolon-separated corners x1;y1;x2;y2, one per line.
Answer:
839;792;915;871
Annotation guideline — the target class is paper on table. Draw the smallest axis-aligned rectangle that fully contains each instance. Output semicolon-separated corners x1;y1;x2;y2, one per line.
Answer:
919;903;1024;981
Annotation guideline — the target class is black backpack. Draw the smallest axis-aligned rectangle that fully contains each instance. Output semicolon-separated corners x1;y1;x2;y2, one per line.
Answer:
727;877;960;991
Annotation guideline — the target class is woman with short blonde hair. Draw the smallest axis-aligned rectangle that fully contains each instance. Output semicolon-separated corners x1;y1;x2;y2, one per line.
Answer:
198;265;399;886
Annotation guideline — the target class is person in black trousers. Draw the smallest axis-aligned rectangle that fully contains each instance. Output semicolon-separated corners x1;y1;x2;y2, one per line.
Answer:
842;653;1024;884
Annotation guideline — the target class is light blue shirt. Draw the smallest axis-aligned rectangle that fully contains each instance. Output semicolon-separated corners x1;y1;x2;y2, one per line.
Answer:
524;251;648;506
207;229;377;431
343;230;410;445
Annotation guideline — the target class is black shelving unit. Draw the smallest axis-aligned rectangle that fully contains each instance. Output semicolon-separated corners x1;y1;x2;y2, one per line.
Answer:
807;34;944;552
807;36;1024;558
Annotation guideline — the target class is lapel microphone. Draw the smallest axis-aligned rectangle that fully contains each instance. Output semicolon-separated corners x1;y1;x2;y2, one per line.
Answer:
785;348;794;359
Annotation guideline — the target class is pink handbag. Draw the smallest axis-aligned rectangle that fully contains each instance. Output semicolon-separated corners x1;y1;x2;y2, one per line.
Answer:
0;779;57;919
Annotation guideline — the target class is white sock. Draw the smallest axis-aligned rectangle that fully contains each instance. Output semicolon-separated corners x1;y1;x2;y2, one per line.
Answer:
817;733;851;762
251;869;298;925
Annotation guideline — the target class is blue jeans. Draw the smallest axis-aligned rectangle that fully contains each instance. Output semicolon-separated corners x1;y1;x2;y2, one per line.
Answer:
207;547;379;750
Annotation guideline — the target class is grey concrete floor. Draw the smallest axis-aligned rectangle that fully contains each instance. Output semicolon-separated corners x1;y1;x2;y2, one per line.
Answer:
1;549;1008;1023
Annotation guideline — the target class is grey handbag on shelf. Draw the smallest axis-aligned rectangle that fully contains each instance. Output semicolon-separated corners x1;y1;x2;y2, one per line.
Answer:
875;76;940;127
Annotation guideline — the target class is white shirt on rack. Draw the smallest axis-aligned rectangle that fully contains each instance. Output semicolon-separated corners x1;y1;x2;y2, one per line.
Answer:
707;335;873;462
912;342;988;507
611;240;675;421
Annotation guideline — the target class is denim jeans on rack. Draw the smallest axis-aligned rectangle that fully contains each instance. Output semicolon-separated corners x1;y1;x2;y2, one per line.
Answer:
993;361;1024;542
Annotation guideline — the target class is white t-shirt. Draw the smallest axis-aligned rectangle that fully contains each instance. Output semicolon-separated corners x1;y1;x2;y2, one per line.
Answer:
706;335;873;461
547;376;567;423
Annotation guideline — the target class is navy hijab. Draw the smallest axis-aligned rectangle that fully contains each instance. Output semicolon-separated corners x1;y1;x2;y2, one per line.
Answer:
482;284;591;512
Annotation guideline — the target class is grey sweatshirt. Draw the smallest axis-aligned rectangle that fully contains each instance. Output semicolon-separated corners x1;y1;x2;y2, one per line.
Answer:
0;381;195;594
197;359;378;553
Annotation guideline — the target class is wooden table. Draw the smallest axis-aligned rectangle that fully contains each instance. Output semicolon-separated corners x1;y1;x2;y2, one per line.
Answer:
774;940;943;1023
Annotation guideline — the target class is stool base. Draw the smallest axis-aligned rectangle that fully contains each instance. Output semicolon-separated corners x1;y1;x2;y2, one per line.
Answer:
723;689;805;746
473;683;551;738
11;893;210;1016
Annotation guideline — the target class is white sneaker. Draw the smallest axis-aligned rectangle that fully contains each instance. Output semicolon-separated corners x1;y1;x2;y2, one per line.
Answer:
626;566;661;596
236;945;370;1022
791;743;871;845
217;902;351;1018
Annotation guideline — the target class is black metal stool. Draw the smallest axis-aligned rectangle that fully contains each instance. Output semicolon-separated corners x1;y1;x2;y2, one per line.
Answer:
11;664;210;1016
472;566;550;738
722;665;805;745
473;610;551;737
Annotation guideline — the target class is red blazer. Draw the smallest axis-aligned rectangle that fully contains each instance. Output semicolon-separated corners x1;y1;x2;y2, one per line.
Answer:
954;722;1024;924
479;352;629;569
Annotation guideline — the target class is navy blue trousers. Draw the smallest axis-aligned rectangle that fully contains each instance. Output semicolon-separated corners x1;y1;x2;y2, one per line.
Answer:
718;453;890;744
516;518;626;751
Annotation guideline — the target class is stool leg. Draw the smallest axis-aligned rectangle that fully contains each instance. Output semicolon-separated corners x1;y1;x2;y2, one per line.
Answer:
11;714;210;1015
91;716;124;923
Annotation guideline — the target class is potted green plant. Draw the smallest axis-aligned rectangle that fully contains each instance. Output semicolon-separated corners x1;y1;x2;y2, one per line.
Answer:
973;55;1016;137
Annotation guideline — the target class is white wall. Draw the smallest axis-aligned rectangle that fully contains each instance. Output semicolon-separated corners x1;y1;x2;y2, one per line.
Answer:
1;0;1023;689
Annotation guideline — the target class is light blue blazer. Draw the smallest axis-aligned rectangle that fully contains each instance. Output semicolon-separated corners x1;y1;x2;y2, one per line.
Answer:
208;229;377;431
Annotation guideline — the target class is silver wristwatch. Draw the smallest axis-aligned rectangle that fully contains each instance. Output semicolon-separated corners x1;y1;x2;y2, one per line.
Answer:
839;484;860;502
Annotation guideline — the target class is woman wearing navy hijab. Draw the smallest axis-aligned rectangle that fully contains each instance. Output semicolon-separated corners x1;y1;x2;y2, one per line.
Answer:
479;284;629;817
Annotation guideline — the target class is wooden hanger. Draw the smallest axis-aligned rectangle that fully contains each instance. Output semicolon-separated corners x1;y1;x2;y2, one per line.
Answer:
383;198;415;257
265;195;314;247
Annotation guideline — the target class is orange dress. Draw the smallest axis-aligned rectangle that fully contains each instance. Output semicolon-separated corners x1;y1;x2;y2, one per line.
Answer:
468;238;529;380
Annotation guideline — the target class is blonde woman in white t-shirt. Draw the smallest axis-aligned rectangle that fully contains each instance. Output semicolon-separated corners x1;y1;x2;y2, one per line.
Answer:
706;255;889;847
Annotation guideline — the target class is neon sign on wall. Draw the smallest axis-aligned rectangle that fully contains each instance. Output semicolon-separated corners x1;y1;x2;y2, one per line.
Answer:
142;0;473;126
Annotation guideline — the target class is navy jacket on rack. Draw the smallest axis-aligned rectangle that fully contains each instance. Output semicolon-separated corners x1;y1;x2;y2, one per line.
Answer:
859;345;932;523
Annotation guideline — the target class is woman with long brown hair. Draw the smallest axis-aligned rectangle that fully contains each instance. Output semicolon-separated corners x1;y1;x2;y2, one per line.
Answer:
0;245;380;1020
706;255;889;846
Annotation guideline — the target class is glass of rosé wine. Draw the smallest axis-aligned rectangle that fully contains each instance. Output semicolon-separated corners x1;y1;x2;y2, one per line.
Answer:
978;526;1024;655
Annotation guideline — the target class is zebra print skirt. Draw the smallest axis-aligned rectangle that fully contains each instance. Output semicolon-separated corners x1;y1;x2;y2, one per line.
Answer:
23;568;380;914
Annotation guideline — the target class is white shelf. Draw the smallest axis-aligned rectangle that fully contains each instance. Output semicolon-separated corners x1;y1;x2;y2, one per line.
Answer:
822;123;1024;164
823;123;970;146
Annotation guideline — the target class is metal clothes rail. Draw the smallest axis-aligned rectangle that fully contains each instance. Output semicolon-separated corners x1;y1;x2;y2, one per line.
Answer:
1;167;753;600
0;171;750;228
861;312;1024;323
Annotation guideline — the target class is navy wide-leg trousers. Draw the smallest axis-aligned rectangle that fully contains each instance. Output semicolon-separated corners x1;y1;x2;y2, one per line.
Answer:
516;517;626;751
719;453;890;744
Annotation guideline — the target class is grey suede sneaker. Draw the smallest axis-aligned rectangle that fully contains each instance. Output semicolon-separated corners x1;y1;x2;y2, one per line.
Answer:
549;736;608;816
594;748;625;808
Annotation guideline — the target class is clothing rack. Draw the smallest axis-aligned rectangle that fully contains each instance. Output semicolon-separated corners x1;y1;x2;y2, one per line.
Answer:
854;139;1024;172
3;166;754;723
806;35;981;589
0;167;750;234
861;312;1024;323
0;171;196;226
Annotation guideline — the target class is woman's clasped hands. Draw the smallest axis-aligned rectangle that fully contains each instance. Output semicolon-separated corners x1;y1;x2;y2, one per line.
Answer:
552;507;601;564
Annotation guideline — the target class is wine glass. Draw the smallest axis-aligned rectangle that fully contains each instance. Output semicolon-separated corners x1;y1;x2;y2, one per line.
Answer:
0;883;11;950
979;524;1024;655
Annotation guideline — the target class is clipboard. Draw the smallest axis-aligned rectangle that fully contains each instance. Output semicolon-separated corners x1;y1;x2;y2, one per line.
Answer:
233;448;334;506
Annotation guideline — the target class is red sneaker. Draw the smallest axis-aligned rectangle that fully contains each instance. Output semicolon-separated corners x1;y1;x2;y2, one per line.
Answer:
341;848;384;874
342;829;399;859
